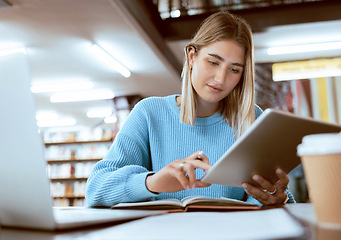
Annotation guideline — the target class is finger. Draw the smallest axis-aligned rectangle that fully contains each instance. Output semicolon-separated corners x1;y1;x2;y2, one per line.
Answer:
185;159;212;172
243;180;289;206
198;153;210;165
173;166;190;190
196;150;204;160
242;183;272;205
183;162;196;189
180;161;206;189
186;150;208;163
252;174;276;193
184;151;211;172
275;168;289;191
186;150;203;160
195;179;212;188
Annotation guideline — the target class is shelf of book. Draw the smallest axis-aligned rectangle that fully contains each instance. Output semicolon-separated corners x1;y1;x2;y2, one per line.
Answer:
52;197;87;207
45;137;113;207
42;95;143;207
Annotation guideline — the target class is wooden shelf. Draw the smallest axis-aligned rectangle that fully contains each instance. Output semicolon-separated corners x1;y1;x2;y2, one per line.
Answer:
53;195;85;199
50;177;88;181
47;158;102;163
45;139;112;146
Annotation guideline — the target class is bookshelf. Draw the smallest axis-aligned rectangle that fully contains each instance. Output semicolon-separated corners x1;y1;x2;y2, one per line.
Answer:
43;95;143;206
45;138;113;207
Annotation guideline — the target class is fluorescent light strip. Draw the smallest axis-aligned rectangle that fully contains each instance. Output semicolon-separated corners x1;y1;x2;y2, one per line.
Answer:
31;81;94;93
92;44;131;78
267;41;341;55
36;112;59;121
0;48;26;56
87;109;113;118
37;118;76;128
50;90;115;103
104;115;117;124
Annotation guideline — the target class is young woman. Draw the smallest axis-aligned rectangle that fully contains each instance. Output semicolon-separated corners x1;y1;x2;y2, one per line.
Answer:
86;11;295;207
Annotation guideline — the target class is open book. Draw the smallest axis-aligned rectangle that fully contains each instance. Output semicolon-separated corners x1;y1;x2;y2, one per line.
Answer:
111;196;260;212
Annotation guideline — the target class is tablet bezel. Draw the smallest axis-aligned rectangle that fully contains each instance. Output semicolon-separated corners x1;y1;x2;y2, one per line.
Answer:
201;109;341;187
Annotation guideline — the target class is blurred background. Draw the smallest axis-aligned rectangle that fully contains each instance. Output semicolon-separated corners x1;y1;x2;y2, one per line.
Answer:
1;0;340;206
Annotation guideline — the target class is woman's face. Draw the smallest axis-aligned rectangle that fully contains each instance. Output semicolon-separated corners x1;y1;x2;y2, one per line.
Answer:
188;40;245;113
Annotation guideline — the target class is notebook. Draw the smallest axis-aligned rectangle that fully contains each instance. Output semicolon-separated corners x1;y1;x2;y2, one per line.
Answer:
201;108;341;187
0;53;163;231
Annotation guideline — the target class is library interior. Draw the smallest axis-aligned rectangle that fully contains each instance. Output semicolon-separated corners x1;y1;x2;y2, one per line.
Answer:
1;0;341;239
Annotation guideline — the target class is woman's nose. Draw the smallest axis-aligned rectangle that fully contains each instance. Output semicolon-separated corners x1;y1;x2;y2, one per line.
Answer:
214;68;227;84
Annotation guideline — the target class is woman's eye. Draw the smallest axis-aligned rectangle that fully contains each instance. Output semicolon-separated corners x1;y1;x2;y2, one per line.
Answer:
229;67;240;73
208;61;219;66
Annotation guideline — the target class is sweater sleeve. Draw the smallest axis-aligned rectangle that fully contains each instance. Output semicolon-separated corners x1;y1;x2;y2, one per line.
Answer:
255;104;263;118
85;100;158;207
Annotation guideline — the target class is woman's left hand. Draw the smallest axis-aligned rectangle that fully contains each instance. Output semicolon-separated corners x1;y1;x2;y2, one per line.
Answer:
242;168;289;205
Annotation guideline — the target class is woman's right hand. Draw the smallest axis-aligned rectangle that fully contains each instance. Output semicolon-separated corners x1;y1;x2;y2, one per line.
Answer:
146;150;212;193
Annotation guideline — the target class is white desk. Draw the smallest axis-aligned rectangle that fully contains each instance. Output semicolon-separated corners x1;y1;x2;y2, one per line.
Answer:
0;204;340;240
285;203;341;240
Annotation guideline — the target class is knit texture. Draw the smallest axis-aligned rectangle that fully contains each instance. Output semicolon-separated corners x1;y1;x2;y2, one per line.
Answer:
85;95;295;207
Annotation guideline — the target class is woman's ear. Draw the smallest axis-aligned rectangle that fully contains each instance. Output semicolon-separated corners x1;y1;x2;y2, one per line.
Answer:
187;45;196;68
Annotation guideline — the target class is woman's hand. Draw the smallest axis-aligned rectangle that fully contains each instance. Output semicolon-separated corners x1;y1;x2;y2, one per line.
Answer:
146;150;212;193
242;168;289;205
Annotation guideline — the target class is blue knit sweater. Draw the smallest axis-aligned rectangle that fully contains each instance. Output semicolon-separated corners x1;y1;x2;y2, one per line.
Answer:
85;95;295;207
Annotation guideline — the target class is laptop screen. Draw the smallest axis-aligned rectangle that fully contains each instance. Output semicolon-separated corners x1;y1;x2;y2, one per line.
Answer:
0;52;56;229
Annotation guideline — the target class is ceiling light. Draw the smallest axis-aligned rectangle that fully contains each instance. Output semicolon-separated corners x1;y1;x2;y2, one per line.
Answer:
31;80;94;93
104;116;117;124
50;90;115;103
36;112;59;121
267;41;341;55
170;10;181;18
37;118;76;128
87;109;113;118
0;48;26;56
92;44;131;78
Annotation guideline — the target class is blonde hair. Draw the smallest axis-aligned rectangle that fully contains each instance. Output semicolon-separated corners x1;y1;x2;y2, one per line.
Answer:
179;11;255;139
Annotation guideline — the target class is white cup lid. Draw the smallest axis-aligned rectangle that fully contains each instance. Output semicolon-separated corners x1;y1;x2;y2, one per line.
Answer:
297;133;341;156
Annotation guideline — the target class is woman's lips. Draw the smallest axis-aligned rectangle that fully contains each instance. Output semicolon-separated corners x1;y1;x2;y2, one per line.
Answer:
207;84;223;93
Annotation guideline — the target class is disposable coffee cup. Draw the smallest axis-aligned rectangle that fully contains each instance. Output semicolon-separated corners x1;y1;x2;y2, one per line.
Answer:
297;133;341;228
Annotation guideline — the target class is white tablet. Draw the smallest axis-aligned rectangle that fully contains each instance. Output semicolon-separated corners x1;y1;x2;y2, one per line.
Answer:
201;109;341;187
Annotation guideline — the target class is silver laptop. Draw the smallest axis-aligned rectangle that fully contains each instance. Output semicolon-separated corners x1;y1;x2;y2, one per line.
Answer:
202;108;341;187
0;53;162;231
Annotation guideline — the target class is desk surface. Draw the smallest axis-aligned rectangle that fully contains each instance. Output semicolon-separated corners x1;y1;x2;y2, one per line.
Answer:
0;203;340;240
285;203;341;240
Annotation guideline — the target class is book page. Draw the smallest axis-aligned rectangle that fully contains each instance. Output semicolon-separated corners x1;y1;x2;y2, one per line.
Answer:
113;196;258;210
112;199;184;210
181;196;257;206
